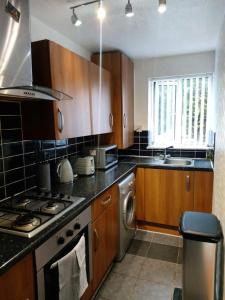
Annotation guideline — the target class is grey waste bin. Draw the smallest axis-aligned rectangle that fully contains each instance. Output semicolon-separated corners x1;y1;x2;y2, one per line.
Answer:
179;211;223;300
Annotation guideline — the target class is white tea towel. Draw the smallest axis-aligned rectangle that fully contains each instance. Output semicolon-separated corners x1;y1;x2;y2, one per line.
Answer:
57;246;80;300
75;235;88;298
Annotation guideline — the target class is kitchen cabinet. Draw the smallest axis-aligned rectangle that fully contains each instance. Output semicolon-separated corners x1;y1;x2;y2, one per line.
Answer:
0;253;35;300
91;51;134;149
136;168;213;228
22;40;92;139
136;168;145;220
193;171;213;212
144;169;194;227
90;62;113;135
92;185;118;292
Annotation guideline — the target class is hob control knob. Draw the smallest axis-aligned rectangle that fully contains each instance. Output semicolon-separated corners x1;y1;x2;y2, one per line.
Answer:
57;237;65;245
66;229;74;237
74;223;81;230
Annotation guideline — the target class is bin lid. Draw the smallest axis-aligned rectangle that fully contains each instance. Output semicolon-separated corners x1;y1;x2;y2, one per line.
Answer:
179;211;222;243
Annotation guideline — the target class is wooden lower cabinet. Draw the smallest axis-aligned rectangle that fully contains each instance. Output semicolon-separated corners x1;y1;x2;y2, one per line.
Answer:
92;185;118;292
144;169;194;226
136;168;145;220
193;171;213;212
136;168;213;228
0;253;35;300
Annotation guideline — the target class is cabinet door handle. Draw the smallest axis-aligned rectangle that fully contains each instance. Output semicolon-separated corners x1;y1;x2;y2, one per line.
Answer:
57;108;64;132
101;195;111;206
123;113;126;128
186;175;190;192
109;113;114;129
93;229;99;252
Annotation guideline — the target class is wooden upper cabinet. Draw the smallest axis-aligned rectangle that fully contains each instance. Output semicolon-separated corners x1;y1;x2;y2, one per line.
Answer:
0;253;35;300
91;51;134;149
121;54;134;148
22;40;92;139
90;62;113;135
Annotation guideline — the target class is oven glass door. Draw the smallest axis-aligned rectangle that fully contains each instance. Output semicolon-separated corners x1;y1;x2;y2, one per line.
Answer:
44;226;90;300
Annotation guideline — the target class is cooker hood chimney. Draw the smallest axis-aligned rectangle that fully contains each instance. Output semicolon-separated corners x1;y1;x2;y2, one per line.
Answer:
0;0;72;101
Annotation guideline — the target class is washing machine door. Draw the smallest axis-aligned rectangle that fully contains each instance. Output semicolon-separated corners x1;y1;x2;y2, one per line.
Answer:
123;191;136;230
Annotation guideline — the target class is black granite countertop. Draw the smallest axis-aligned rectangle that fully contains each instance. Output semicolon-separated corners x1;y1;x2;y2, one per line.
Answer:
119;156;213;171
0;162;136;276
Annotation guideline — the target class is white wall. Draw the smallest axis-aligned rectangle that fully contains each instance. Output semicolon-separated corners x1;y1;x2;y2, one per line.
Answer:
30;16;91;60
213;14;225;299
134;51;215;130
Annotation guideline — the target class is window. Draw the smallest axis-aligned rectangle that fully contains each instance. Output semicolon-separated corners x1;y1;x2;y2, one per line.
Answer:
148;75;213;147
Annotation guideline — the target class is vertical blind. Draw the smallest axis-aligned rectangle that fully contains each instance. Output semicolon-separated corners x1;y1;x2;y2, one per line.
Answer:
150;75;212;146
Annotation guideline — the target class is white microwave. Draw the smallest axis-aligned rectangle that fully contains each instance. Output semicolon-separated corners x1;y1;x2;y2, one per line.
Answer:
88;145;118;169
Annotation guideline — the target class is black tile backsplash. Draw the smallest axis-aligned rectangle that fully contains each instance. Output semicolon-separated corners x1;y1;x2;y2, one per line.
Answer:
2;142;23;157
0;101;20;115
0;101;97;201
1;116;21;129
119;130;213;159
1;129;22;143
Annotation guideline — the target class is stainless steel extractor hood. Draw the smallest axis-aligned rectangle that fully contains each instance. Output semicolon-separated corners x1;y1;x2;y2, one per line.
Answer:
0;0;72;101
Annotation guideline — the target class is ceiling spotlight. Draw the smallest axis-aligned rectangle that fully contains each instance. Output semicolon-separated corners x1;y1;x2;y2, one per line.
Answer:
158;0;167;14
125;0;134;17
71;9;82;26
97;1;106;21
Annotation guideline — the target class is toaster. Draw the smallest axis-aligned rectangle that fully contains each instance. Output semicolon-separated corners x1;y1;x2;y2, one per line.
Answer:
74;156;95;175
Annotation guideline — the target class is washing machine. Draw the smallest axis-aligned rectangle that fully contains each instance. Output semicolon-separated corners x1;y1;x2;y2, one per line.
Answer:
117;172;136;261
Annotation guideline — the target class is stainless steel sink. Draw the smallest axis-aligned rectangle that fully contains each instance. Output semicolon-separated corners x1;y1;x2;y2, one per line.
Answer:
163;158;193;166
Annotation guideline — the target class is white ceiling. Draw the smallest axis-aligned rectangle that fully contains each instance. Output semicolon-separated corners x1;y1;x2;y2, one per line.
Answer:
30;0;225;59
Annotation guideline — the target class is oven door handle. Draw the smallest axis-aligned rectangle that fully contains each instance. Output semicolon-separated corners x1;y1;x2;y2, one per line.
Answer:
93;229;99;252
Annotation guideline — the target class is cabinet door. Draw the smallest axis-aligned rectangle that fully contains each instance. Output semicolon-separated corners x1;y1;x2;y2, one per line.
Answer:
92;211;107;291
165;170;194;226
136;168;145;221
144;169;194;227
194;171;213;212
90;63;113;135
121;54;134;148
50;42;92;138
0;253;35;300
105;185;118;266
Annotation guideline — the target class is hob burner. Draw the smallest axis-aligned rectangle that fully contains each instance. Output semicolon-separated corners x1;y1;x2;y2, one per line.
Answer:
14;198;31;207
13;214;41;232
46;202;58;209
15;214;37;226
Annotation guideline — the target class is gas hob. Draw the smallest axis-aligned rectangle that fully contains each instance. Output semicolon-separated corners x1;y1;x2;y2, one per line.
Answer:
0;191;85;238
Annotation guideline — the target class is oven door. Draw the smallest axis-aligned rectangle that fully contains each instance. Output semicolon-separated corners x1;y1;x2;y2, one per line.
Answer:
37;224;92;300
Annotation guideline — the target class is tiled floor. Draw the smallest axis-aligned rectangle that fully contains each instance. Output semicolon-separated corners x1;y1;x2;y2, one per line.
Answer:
95;230;183;300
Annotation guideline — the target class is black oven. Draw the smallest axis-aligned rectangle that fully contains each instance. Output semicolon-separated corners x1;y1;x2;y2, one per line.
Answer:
35;207;92;300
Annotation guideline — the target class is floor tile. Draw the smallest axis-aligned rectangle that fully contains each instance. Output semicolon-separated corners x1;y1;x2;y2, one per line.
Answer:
99;272;137;300
152;232;182;247
135;229;154;242
127;239;150;257
147;242;179;263
113;253;145;278
139;258;177;286
133;279;174;300
173;264;182;289
177;248;183;264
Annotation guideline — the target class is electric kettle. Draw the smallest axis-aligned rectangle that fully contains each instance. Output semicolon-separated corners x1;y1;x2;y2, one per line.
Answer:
56;158;74;183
